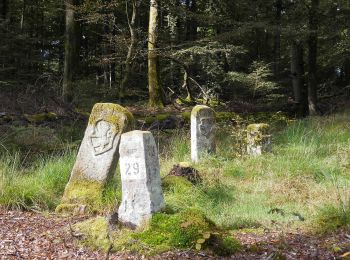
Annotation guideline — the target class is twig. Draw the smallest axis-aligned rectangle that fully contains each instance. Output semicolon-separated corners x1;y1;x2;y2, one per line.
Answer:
104;243;113;260
68;222;84;239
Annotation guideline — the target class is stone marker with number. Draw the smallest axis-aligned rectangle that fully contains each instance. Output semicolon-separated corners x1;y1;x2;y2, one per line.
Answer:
56;103;134;214
247;123;271;156
191;105;216;162
118;130;165;228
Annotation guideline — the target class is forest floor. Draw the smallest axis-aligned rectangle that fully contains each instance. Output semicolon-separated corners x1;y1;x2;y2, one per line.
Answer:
1;210;349;259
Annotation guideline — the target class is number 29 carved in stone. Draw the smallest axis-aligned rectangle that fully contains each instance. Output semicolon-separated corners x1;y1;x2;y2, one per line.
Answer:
125;162;140;176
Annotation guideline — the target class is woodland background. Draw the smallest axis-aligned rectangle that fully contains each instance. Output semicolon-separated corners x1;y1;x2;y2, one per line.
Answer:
0;0;349;115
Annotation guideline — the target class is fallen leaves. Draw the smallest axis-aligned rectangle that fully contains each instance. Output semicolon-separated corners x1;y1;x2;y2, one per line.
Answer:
1;209;350;259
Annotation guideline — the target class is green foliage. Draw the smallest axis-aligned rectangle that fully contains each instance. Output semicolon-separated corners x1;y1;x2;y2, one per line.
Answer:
226;61;278;98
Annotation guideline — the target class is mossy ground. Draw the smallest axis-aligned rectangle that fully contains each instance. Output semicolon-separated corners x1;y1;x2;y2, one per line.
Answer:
74;208;241;256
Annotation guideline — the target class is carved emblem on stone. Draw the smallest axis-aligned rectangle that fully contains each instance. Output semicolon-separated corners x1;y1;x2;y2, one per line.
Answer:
89;120;117;156
199;117;214;138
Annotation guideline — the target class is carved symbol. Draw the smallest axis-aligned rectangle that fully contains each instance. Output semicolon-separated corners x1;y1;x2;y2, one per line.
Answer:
89;120;116;156
199;117;214;138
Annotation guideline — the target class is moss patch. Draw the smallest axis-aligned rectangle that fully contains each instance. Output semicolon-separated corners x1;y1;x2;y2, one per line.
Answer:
162;175;193;193
24;112;58;123
74;208;241;256
144;113;171;124
56;179;104;214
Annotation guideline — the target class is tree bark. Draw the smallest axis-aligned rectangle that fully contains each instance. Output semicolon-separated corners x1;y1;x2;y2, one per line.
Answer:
291;40;307;117
273;0;282;76
307;0;319;115
1;0;8;20
120;0;139;100
186;0;197;41
148;0;164;108
63;0;79;103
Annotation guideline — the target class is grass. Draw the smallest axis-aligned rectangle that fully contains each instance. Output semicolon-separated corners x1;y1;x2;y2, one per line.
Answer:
1;111;350;236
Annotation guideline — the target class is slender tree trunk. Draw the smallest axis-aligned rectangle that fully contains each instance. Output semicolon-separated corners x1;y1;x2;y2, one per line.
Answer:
63;0;78;103
148;0;164;108
120;0;139;100
273;0;282;76
186;0;197;41
1;0;8;20
307;0;319;115
291;40;307;117
344;59;350;85
344;0;350;85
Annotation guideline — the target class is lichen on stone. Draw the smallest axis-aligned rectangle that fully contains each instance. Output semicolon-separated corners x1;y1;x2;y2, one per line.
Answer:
88;103;134;132
191;105;214;117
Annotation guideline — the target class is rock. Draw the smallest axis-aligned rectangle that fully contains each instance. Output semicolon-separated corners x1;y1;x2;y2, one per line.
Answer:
118;130;165;228
56;103;134;214
148;115;185;130
246;123;271;156
168;162;201;184
191;105;216;162
24;112;58;123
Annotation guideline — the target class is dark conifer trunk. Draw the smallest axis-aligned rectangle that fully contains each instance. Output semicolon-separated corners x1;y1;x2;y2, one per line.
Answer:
63;0;79;103
273;0;282;76
291;40;307;117
307;0;319;115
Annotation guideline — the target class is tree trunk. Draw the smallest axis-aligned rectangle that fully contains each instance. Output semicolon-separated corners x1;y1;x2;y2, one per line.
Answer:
148;0;164;108
291;40;307;117
120;0;139;100
186;0;197;41
1;0;8;20
344;59;350;85
63;0;78;103
273;0;282;76
307;0;319;115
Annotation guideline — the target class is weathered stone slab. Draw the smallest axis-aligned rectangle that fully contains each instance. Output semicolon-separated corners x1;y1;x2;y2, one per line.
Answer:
247;123;271;156
191;105;216;162
118;130;165;228
56;103;134;214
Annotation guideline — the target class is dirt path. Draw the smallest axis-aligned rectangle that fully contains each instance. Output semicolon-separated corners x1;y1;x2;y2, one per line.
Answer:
0;210;348;259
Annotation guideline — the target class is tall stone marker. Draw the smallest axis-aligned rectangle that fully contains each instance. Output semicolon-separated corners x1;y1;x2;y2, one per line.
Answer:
247;123;271;156
118;130;165;228
191;105;216;163
56;103;134;214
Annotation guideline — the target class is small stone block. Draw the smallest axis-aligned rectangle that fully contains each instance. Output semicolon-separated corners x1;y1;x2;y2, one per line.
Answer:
191;105;216;162
118;130;165;228
247;123;271;156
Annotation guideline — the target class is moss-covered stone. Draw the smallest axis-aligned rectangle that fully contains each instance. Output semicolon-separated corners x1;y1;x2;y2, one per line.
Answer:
144;113;171;124
24;112;58;123
247;123;270;135
247;123;271;155
57;103;134;215
88;103;135;132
